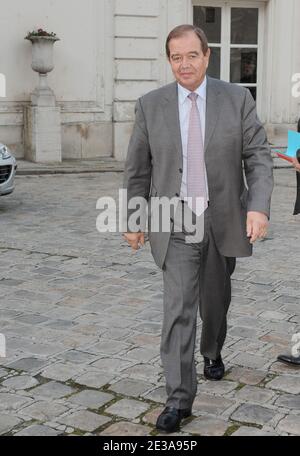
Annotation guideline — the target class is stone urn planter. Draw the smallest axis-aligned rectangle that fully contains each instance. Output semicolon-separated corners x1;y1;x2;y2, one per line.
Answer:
25;30;60;106
24;29;62;163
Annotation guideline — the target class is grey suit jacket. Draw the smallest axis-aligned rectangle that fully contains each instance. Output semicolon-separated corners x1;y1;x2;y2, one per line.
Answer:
123;77;274;269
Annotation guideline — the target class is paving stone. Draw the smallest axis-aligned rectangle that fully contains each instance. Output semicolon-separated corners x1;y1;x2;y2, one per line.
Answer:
58;350;98;364
260;332;290;345
143;386;167;404
87;340;130;355
2;375;39;390
57;410;111;432
266;375;300;394
41;362;85;382
132;322;161;335
192;394;234;415
226;367;266;385
231;353;266;369
227;339;267;354
105;398;149;419
122;363;160;382
91;357;132;372
198;380;238;395
19;400;69;421
53;424;67;431
247;272;278;285
68;390;114;409
234;385;275;403
0;368;9;379
0;393;33;411
262;321;296;334
232;426;278;436
109;378;153;397
0;278;24;286
73;370;114;388
259;311;290;321
34;267;60;275
183;416;229;436
16;312;50;324
125;333;160;347
70;323;107;338
228;326;258;339
277;415;300;436
12;290;54;304
6;357;49;373
275;295;299;305
30;381;77;399
14;424;61;436
99;421;151;436
125;347;159;362
270;360;300;375
98;327;132;341
275;393;300;410
0;414;21;435
142;407;162;425
231;403;276;426
7;338;64;357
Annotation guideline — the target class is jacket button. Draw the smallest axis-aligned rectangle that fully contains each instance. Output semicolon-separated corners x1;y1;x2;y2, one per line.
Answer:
175;193;179;197
179;168;183;173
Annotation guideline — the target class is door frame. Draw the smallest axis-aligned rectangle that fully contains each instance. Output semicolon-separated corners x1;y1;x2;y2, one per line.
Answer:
189;0;268;119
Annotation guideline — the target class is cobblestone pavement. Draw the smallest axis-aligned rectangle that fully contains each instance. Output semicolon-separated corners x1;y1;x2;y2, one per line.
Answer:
0;169;299;436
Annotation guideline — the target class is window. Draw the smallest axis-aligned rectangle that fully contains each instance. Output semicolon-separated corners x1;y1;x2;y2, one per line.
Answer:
193;2;264;102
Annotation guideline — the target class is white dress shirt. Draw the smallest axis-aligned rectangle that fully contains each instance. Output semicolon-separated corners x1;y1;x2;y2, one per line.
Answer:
178;77;209;201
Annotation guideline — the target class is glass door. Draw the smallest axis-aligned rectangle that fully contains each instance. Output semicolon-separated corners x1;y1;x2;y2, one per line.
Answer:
193;2;264;102
193;6;222;79
230;7;258;100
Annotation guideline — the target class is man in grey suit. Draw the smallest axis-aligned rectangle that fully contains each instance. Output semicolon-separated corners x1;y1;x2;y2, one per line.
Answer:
123;25;274;433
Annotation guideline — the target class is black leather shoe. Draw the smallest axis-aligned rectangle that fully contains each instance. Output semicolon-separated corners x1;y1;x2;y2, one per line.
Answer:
204;355;225;380
156;406;191;433
277;354;300;366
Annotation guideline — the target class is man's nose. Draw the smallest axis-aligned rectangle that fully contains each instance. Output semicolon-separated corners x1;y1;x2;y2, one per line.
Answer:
180;58;191;69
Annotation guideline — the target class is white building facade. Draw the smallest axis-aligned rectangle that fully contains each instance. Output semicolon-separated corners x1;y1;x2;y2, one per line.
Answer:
0;0;299;161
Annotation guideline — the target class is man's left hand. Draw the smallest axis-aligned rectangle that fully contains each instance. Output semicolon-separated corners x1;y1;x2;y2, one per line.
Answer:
292;157;300;172
247;211;269;244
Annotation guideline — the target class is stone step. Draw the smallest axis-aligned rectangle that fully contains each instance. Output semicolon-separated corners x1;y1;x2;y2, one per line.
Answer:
16;158;125;175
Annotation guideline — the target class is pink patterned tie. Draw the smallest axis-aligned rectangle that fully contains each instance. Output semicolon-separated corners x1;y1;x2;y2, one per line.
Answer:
187;92;208;216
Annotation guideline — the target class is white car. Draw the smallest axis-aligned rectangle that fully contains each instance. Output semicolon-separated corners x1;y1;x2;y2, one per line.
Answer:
0;143;17;196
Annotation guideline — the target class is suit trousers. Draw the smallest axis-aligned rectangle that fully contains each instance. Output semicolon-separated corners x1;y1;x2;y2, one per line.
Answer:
161;204;236;409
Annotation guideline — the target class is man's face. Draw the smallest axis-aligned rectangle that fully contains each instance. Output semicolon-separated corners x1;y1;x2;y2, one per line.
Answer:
168;31;210;91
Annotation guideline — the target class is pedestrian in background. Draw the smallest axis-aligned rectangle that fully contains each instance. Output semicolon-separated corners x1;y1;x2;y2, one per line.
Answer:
277;147;300;366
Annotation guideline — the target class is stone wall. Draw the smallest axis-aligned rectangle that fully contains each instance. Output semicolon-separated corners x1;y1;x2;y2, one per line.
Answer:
0;0;114;160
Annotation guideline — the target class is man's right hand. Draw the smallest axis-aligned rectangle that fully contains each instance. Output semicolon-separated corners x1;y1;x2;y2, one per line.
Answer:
122;232;145;250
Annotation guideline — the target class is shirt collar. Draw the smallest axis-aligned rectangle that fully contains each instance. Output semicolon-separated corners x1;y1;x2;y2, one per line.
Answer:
178;76;207;105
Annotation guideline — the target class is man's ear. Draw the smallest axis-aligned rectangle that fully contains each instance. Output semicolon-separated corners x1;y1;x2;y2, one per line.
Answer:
205;48;211;66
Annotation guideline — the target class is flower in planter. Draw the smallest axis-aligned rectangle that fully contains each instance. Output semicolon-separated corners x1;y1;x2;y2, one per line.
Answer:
25;28;58;40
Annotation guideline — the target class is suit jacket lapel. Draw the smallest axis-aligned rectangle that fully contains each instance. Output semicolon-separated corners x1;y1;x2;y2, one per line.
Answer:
161;82;183;166
204;77;221;152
